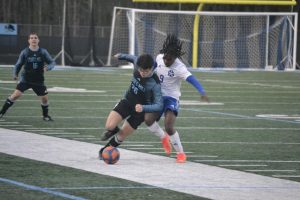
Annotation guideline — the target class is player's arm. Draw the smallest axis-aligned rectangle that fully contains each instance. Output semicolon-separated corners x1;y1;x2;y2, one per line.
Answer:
13;50;26;80
186;75;209;102
42;49;55;71
114;53;136;64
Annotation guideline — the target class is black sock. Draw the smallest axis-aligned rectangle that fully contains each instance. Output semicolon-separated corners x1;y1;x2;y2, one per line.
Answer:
111;126;120;135
41;104;49;117
0;98;14;114
100;135;122;155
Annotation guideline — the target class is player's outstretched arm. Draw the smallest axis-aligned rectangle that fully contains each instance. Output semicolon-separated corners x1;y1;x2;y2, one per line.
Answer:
186;75;209;102
114;53;136;63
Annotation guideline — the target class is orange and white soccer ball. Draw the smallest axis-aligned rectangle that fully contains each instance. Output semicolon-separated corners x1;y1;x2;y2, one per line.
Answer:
101;146;120;164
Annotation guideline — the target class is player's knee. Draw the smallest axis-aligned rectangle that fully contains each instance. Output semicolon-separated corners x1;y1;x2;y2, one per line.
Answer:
165;126;175;135
144;117;155;126
144;113;158;126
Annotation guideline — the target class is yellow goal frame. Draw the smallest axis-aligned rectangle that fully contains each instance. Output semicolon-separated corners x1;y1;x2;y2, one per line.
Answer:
133;0;297;68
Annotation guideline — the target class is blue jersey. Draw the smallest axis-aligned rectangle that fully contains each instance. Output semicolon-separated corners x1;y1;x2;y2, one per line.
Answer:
14;47;55;85
117;54;163;113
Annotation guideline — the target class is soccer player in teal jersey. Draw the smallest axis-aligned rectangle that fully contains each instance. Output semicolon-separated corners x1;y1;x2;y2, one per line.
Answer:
0;32;55;121
99;53;163;158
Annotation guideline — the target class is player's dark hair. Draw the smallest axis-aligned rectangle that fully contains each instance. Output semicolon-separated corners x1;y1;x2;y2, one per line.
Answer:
28;32;38;39
137;54;154;69
160;34;184;58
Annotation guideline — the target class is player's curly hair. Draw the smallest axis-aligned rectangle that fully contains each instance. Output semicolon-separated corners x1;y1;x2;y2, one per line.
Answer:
160;34;184;58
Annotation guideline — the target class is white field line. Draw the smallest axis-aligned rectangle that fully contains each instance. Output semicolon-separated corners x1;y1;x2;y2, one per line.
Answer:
149;152;194;154
11;107;297;111
6;99;300;105
121;144;154;147
204;79;299;89
0;124;32;127
246;170;296;172
25;129;65;132
195;160;300;163
12;127;300;131
41;132;81;135
1;128;300;200
273;175;300;178
219;165;268;167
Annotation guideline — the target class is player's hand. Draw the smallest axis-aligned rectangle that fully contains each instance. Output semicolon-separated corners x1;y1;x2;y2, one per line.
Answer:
44;65;48;72
113;53;120;58
135;104;143;113
201;95;209;103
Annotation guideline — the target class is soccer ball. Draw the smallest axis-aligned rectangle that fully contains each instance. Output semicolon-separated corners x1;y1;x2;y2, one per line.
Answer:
101;146;120;164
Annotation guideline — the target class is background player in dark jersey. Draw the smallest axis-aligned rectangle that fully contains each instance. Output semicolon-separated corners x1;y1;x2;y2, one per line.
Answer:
99;53;163;158
0;32;55;121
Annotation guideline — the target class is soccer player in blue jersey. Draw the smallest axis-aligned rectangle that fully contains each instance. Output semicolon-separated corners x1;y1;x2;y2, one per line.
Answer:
0;32;55;121
147;34;209;163
99;53;163;158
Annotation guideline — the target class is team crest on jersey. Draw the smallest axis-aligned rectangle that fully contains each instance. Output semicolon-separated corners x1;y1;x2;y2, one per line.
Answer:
168;70;174;77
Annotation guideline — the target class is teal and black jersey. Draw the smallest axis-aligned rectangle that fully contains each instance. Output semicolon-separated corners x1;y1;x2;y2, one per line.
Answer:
14;47;55;85
117;53;163;113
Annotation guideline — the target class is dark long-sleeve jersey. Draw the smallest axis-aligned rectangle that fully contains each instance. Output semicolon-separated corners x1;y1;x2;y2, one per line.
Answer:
14;47;55;85
117;53;163;113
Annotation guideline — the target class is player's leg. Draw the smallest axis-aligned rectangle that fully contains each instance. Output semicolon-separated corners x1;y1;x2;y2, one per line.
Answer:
99;120;135;159
40;95;53;121
101;110;122;141
145;112;171;155
33;85;53;121
164;110;186;163
100;99;131;141
0;83;26;118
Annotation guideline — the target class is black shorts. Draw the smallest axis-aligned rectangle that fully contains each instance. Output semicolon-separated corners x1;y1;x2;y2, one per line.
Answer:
113;99;144;130
16;82;48;96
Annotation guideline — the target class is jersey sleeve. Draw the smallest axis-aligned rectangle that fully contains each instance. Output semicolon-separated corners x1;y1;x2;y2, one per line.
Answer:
142;82;163;113
186;75;206;95
117;53;138;71
117;53;137;64
14;49;26;77
177;62;192;80
42;49;55;70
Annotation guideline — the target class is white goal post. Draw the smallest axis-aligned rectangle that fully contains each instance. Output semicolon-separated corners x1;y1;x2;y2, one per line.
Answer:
107;7;298;70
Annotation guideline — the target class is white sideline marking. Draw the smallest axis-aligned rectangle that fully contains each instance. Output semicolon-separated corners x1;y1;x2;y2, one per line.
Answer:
256;114;300;120
47;87;106;93
0;80;16;83
273;175;300;178
219;165;268;167
180;100;224;105
1;128;300;200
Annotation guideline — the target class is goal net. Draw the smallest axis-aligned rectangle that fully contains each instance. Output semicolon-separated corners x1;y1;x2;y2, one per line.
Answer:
107;7;298;70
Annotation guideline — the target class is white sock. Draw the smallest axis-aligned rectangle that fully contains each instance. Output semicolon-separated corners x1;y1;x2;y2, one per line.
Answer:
169;131;184;153
147;121;165;139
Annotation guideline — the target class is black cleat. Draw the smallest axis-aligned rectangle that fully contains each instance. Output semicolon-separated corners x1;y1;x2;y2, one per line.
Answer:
98;147;105;160
101;130;117;141
43;115;53;121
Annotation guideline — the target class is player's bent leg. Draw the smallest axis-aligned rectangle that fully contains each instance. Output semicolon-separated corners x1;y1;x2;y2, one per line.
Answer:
117;120;135;141
0;90;21;117
0;98;15;117
101;126;120;141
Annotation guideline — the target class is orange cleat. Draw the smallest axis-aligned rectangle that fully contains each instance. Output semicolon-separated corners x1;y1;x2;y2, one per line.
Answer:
176;152;186;163
161;134;171;156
